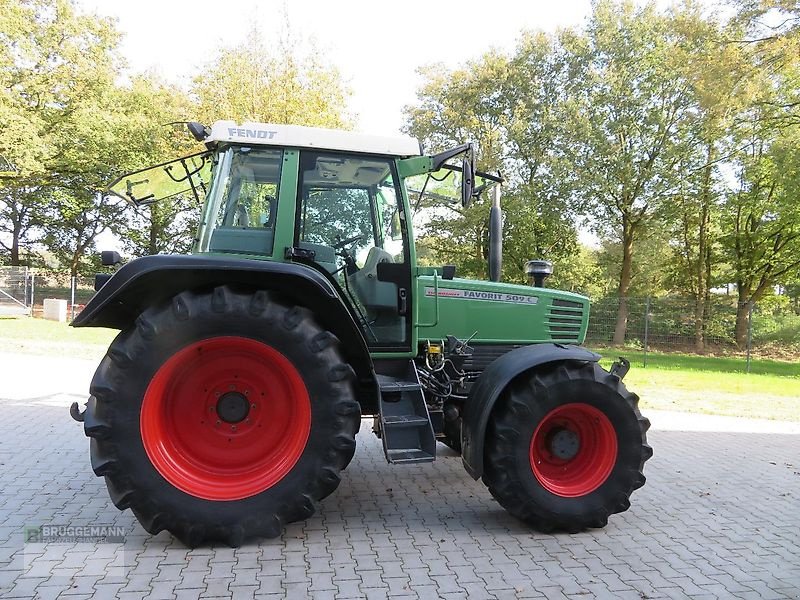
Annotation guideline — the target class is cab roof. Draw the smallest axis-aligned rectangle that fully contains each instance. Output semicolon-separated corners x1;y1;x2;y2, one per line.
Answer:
208;121;422;157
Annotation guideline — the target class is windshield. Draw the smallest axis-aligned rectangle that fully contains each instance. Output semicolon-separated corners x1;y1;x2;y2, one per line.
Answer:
107;152;211;206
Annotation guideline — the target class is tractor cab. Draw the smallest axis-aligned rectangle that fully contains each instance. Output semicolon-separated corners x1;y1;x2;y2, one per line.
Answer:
109;120;501;351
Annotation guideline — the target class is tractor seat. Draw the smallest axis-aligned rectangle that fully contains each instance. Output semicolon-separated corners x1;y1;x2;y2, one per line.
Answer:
349;247;396;310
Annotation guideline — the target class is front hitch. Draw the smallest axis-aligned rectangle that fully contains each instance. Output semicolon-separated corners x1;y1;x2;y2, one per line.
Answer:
610;357;631;380
70;401;86;422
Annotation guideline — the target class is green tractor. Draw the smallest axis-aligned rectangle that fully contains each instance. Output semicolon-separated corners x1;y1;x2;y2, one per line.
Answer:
70;120;651;546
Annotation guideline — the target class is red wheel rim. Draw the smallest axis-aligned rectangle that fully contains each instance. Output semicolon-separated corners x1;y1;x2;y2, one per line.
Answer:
529;403;617;497
140;336;311;501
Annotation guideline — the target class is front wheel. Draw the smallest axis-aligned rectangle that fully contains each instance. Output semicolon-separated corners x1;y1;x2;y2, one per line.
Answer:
483;361;651;532
82;286;361;546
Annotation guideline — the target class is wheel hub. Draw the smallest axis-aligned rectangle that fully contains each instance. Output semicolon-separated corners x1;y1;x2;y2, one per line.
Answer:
140;336;311;501
547;427;580;460
529;403;618;498
216;391;250;424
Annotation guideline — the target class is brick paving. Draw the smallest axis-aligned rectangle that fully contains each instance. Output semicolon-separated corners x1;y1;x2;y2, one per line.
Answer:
0;353;798;599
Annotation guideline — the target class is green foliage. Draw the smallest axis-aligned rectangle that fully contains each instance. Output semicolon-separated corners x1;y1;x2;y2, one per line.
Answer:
404;0;800;355
193;25;351;129
0;2;353;271
0;0;121;268
107;77;203;258
403;36;584;285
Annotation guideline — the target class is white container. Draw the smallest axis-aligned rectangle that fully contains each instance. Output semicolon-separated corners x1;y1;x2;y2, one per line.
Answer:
43;298;68;322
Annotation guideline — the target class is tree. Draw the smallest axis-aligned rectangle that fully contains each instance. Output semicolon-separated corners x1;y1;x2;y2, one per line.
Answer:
109;75;199;257
722;113;800;347
404;40;583;286
568;1;696;344
654;10;756;351
405;52;512;281
192;25;351;128
0;0;123;273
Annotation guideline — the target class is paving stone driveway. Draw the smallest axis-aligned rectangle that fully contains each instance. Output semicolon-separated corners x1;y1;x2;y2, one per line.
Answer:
0;352;798;599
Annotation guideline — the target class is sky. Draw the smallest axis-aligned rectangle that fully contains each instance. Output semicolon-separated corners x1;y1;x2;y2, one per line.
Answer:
75;0;594;136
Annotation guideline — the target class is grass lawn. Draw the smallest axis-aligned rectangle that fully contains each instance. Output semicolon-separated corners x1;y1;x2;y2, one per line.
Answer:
1;316;797;421
594;348;799;422
0;315;116;360
594;346;799;377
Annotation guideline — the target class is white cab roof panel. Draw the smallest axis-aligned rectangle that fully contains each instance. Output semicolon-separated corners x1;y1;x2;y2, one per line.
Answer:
208;121;422;157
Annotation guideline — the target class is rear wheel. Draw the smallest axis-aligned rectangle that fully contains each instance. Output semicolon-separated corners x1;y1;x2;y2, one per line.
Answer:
83;286;360;546
483;361;651;532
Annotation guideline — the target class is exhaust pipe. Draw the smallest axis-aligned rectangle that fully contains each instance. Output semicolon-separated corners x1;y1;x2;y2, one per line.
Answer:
489;186;502;282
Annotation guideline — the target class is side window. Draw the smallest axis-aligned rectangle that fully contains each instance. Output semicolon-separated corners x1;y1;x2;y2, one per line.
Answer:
376;175;405;263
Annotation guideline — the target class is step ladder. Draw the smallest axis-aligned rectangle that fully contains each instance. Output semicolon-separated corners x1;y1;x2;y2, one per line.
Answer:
375;360;436;464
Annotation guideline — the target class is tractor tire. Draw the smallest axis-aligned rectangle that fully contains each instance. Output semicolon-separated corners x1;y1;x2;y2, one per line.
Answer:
82;286;361;547
482;360;651;532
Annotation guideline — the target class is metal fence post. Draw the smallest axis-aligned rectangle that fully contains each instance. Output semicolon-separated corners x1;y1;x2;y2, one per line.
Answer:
70;276;76;321
643;296;650;368
23;268;28;312
746;302;753;374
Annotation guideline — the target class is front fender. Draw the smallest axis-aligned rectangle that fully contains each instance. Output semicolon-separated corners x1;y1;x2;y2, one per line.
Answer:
461;343;601;479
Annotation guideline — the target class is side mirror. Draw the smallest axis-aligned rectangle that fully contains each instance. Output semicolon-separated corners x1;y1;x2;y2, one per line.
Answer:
101;250;122;266
461;153;474;208
187;121;210;142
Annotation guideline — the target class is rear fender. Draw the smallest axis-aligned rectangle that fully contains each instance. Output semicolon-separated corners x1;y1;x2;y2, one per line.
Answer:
461;344;601;479
74;254;376;408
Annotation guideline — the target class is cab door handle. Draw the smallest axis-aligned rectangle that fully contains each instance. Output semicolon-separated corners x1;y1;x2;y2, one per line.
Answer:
398;287;408;316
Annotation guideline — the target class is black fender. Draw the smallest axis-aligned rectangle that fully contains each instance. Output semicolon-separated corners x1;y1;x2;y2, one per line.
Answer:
73;254;376;406
461;343;601;479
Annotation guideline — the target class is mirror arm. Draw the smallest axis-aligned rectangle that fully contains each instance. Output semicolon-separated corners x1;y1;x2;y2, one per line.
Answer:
430;143;472;171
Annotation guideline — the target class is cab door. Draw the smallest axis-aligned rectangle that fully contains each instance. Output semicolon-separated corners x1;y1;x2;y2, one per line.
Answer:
295;151;412;352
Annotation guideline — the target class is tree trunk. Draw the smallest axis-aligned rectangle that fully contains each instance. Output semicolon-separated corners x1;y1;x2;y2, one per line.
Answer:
10;230;20;265
734;285;751;349
693;145;715;352
612;218;634;345
10;207;22;265
70;253;81;277
693;299;705;352
734;302;750;350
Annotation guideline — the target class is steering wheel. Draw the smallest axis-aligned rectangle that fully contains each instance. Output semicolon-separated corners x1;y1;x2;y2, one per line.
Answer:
333;234;365;251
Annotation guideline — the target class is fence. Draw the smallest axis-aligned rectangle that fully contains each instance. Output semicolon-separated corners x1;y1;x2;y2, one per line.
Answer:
0;267;94;320
0;266;34;316
586;295;799;372
34;271;95;320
